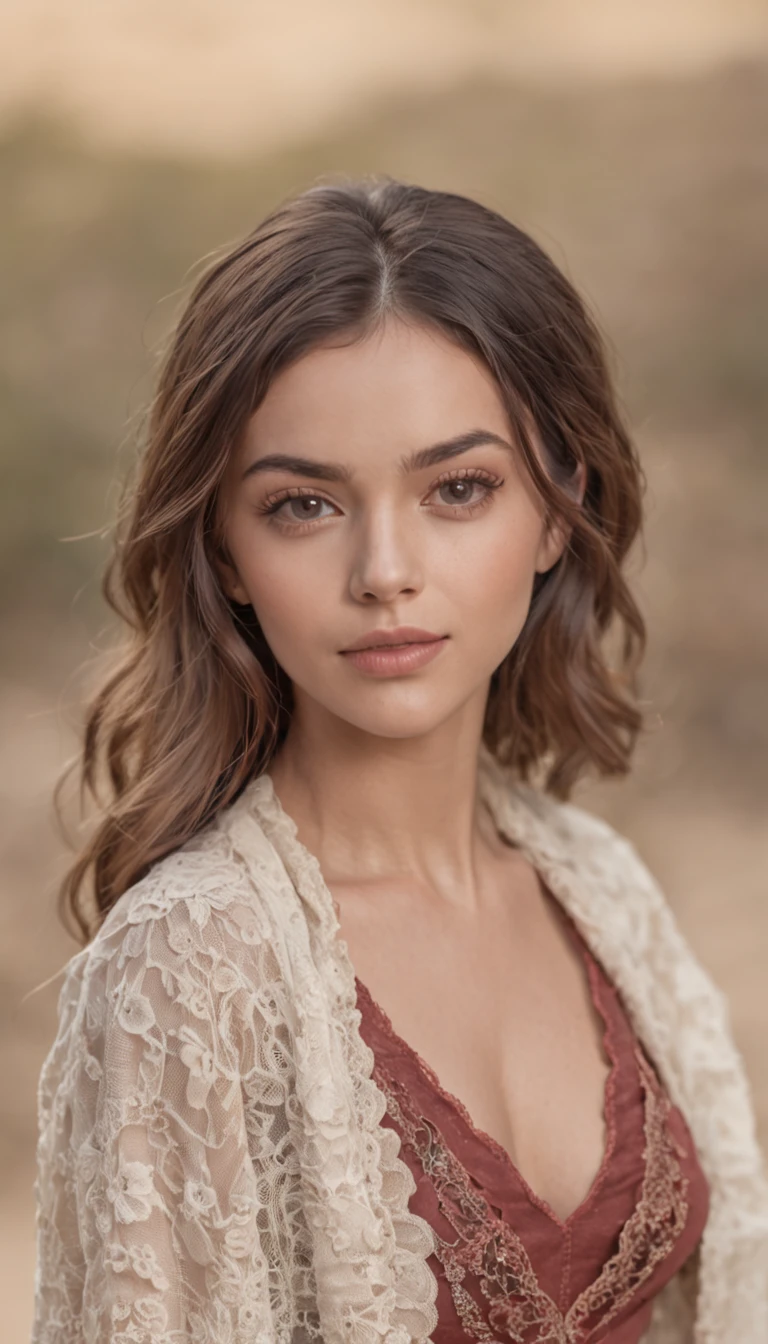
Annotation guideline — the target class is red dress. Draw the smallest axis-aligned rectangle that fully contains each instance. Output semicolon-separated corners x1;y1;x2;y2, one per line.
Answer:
354;897;710;1343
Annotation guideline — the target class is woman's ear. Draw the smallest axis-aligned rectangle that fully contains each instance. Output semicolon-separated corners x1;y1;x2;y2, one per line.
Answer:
534;459;587;576
212;546;251;606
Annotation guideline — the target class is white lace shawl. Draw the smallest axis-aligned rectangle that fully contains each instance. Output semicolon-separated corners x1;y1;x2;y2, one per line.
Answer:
32;744;768;1344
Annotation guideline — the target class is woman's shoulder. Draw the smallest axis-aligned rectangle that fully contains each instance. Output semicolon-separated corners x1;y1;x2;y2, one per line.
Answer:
501;776;738;1020
484;757;664;907
534;789;661;895
46;808;289;1081
57;804;284;1022
101;802;277;938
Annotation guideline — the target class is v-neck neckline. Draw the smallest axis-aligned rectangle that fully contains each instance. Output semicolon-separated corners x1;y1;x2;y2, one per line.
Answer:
241;748;621;1229
227;746;748;1344
353;907;621;1232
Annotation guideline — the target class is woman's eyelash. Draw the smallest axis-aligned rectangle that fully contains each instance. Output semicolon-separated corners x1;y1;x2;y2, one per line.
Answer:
256;468;505;526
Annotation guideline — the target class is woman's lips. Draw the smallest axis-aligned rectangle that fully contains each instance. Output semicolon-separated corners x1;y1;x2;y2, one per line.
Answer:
340;637;448;676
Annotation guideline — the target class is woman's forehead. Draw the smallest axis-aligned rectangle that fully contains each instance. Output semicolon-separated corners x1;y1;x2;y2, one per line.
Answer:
240;321;511;459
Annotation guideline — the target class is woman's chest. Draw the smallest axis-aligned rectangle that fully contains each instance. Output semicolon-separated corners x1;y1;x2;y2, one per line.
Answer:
331;861;616;1223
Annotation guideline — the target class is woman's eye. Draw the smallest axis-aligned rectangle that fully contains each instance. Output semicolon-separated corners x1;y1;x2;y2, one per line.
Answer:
259;467;505;529
258;491;338;529
275;495;335;521
435;477;487;506
427;471;503;515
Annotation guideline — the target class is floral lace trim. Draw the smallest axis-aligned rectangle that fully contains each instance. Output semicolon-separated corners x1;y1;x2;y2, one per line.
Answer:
228;787;441;1344
372;1045;690;1343
355;928;621;1234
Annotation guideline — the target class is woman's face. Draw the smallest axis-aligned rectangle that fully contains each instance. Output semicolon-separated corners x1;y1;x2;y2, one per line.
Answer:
217;318;570;744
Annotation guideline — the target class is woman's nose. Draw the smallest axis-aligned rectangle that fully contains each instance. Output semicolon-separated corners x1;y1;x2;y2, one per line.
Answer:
347;507;424;604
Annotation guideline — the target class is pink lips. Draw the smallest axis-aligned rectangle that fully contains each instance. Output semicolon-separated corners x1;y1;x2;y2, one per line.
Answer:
341;625;443;651
339;626;448;677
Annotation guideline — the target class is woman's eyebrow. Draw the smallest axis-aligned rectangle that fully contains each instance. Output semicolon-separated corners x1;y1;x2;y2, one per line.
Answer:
240;429;514;482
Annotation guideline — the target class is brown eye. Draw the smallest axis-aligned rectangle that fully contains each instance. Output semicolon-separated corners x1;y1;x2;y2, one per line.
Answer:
427;468;503;516
284;495;327;520
261;471;502;533
258;486;342;530
437;478;483;505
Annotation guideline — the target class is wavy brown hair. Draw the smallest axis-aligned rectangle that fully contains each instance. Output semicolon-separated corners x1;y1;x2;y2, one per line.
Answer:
56;175;647;941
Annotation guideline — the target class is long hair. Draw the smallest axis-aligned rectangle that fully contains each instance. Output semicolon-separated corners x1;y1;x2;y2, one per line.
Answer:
56;175;647;941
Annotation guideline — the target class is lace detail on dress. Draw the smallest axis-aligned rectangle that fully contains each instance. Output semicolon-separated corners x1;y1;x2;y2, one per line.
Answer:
356;932;622;1235
226;787;441;1344
31;742;768;1344
372;1044;690;1342
33;831;319;1344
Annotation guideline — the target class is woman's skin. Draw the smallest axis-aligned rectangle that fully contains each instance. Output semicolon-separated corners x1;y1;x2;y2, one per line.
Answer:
216;317;615;1224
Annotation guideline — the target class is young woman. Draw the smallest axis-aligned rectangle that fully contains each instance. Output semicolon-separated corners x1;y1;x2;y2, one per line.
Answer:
32;178;767;1344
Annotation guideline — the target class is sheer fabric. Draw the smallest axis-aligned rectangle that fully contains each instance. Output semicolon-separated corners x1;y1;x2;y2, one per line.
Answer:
355;893;710;1342
31;747;768;1342
33;878;304;1343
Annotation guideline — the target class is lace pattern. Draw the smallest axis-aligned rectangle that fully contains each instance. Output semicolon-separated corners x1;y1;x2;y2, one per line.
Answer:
372;1043;689;1343
356;918;624;1237
31;743;768;1343
34;839;320;1344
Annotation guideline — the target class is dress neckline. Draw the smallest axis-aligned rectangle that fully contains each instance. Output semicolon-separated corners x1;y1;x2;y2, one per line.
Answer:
354;904;620;1231
243;755;623;1228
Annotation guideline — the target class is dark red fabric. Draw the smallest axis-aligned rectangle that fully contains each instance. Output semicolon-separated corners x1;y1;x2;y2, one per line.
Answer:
354;895;709;1343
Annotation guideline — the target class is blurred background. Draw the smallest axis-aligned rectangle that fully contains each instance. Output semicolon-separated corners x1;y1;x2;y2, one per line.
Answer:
2;1;767;1336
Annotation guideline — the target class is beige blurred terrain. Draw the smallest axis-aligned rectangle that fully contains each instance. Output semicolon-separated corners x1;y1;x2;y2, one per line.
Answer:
3;0;768;157
2;3;768;1339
